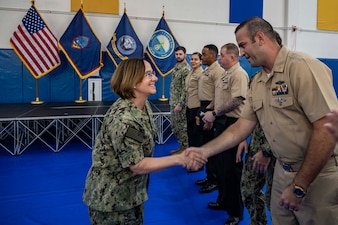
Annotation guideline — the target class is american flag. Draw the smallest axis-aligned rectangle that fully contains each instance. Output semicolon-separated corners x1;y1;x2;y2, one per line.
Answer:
10;5;60;78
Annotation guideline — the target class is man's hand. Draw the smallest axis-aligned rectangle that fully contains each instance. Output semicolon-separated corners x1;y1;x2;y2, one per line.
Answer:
279;183;304;212
252;150;271;174
203;111;215;123
184;147;208;171
203;121;213;131
236;140;248;163
195;116;201;126
174;104;182;113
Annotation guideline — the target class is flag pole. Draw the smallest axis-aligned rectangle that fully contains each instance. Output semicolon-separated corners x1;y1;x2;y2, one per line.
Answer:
31;78;44;104
74;0;86;103
75;78;86;103
30;0;43;104
159;75;168;101
158;5;168;102
29;0;43;105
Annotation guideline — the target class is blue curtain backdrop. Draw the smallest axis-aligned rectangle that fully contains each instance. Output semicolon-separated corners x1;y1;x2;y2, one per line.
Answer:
0;49;337;103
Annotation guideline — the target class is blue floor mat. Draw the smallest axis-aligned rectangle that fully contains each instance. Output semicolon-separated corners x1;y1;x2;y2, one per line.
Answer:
0;137;271;225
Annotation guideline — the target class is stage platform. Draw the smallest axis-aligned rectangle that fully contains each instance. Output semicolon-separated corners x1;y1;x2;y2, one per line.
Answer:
0;100;173;155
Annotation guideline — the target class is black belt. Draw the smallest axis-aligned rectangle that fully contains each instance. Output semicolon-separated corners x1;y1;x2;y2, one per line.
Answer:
200;100;212;108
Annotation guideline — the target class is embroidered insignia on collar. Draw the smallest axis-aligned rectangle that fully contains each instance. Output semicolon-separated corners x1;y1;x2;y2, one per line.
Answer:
222;77;228;84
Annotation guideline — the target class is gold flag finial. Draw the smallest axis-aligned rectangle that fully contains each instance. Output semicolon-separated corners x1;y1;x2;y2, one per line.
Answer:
31;0;35;5
162;4;165;17
124;2;126;13
81;0;83;9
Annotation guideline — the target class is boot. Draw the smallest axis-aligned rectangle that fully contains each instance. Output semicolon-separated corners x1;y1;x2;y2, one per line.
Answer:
170;145;186;155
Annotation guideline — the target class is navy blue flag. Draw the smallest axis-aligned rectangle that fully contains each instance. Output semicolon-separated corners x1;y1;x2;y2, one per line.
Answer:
59;8;102;79
106;11;143;67
145;16;179;77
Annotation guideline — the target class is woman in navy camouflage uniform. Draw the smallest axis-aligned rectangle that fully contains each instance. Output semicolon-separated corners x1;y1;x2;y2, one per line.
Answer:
83;58;206;225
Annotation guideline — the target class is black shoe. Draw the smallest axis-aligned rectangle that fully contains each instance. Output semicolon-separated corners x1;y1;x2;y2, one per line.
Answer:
199;183;217;193
208;202;224;210
195;177;208;186
224;216;241;225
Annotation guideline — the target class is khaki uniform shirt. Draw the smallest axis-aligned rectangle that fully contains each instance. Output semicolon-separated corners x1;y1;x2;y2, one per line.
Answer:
185;66;203;109
214;62;249;118
83;98;156;212
241;46;338;163
198;61;224;101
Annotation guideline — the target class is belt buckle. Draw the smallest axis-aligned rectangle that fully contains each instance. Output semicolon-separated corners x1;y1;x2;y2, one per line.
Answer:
281;162;294;172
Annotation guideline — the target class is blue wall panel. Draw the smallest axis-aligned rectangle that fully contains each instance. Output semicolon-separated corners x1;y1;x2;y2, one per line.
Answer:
230;0;263;23
319;58;338;95
0;50;24;103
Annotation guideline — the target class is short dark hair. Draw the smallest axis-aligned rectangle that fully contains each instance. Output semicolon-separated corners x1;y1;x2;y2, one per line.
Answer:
192;52;202;60
235;16;275;43
175;46;186;53
203;44;218;56
110;58;145;99
274;30;282;46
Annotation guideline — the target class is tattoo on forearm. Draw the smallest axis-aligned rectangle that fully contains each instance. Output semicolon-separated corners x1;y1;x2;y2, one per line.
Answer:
221;97;244;114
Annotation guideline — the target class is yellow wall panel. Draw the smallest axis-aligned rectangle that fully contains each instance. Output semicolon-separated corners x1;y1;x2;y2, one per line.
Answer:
317;0;338;31
71;0;119;15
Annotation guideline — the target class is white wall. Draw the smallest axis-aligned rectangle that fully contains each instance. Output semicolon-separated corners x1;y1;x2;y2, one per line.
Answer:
1;0;338;58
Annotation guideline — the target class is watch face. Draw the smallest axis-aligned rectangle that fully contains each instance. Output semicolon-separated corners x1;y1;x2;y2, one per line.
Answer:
294;187;305;198
262;150;271;157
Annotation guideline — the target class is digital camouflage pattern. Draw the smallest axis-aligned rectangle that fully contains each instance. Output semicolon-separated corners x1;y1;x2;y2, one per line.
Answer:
88;204;144;225
83;98;156;221
241;123;276;225
169;60;191;147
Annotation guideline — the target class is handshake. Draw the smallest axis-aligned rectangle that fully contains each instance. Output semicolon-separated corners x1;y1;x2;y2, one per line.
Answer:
174;147;208;171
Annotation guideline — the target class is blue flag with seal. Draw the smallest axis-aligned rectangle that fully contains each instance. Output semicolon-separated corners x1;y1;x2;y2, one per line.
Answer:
59;8;102;79
106;10;143;67
145;15;179;77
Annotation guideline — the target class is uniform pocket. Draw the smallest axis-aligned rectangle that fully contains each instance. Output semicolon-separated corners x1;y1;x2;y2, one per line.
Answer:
252;99;263;112
270;96;293;108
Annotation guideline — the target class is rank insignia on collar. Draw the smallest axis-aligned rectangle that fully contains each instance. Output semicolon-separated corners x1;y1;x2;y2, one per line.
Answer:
222;77;228;84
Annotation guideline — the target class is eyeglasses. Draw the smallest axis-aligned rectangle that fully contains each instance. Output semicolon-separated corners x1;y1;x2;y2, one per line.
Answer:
144;71;156;79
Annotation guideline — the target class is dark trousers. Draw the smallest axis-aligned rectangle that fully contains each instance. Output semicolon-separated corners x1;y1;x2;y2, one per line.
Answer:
214;116;244;218
197;101;217;184
186;107;201;147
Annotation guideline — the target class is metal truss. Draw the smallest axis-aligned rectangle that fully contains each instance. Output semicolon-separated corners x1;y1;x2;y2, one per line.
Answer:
0;112;172;155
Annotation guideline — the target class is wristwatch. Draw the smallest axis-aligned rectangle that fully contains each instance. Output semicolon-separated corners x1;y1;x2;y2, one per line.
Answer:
293;183;306;198
262;150;272;157
212;111;217;117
